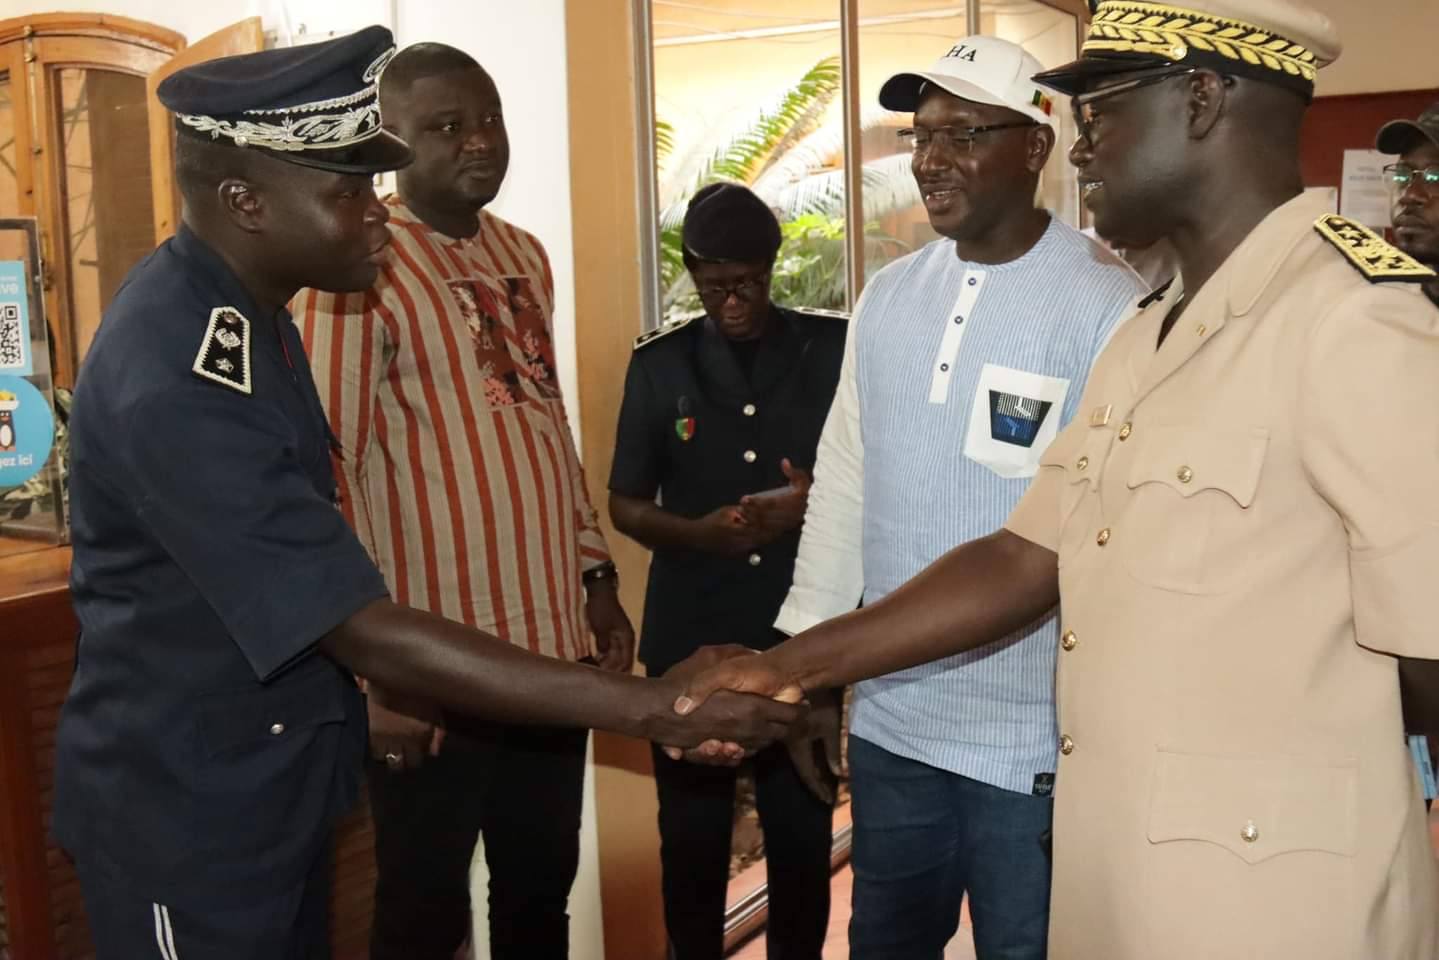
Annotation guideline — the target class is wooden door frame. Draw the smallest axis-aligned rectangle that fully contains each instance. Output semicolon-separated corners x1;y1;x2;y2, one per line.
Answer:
0;15;183;388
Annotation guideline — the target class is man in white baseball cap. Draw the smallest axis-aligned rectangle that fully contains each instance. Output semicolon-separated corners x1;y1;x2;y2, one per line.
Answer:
878;35;1059;125
771;33;1147;960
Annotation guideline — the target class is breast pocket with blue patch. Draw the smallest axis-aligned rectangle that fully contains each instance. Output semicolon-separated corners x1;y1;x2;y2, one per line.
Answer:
962;363;1070;479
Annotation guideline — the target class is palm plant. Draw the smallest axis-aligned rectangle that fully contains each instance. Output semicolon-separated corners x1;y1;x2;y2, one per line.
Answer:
657;57;922;320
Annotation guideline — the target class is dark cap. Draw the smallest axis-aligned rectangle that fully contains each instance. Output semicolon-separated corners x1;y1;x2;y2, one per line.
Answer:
681;183;783;266
1376;102;1439;156
157;25;412;175
1033;0;1341;101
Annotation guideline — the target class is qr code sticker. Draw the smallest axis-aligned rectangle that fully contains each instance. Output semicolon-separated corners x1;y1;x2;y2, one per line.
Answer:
0;303;22;370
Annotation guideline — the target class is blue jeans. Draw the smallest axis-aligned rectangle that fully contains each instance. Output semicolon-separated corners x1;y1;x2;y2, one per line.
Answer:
848;735;1053;960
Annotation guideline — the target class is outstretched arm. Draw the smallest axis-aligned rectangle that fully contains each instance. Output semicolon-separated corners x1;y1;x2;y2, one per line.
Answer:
677;529;1058;710
321;598;803;750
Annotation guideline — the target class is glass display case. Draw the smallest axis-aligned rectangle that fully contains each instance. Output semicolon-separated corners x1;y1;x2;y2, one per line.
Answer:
0;217;66;559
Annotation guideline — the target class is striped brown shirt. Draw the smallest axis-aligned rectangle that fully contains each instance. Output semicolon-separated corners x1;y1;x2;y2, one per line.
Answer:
294;198;608;660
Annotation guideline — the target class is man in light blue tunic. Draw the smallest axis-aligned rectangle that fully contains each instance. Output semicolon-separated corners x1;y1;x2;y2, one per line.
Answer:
773;34;1147;960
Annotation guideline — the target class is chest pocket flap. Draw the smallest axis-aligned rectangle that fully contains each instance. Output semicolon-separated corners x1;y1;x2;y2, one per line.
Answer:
1148;748;1358;864
1039;422;1098;480
1125;426;1268;507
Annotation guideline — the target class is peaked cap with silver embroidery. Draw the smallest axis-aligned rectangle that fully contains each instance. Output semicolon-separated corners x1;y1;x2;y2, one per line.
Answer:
156;24;413;175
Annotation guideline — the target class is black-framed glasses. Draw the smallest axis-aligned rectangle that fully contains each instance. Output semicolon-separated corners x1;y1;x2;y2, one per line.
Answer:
1383;163;1439;195
896;121;1037;156
1071;67;1197;144
696;276;768;304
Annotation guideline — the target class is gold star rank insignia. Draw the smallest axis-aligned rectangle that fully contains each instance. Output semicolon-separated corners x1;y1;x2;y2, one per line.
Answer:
1313;215;1437;283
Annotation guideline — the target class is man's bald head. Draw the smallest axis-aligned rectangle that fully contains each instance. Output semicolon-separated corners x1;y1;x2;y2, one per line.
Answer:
379;42;484;115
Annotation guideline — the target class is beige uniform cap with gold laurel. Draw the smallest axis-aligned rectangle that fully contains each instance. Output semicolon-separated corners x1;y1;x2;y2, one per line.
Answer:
1033;0;1341;100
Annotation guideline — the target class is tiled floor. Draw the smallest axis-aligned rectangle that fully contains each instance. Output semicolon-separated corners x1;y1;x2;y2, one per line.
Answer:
733;805;1439;959
730;861;977;960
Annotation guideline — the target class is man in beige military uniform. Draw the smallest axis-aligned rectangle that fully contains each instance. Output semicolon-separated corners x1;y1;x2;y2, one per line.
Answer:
665;1;1439;957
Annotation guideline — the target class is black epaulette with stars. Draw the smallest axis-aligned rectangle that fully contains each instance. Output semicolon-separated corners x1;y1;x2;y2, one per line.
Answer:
1313;215;1436;283
633;315;696;351
192;306;253;394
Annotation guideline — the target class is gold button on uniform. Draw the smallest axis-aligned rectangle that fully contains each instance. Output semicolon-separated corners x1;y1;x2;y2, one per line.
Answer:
1118;422;1132;441
1196;323;1207;337
1177;466;1193;484
1076;456;1089;471
1061;630;1078;651
742;404;756;417
743;450;757;463
1097;528;1111;546
1241;820;1259;843
748;553;762;566
1059;734;1075;755
270;723;286;736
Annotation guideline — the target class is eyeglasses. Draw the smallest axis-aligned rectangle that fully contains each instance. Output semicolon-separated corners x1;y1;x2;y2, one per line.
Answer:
1383;163;1439;196
1071;67;1197;145
896;122;1037;156
697;276;768;304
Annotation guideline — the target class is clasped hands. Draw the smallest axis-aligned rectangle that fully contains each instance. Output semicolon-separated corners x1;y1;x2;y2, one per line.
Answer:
653;644;845;804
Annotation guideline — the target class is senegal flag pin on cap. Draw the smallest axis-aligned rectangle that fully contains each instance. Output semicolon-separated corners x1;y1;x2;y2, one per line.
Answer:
675;417;696;442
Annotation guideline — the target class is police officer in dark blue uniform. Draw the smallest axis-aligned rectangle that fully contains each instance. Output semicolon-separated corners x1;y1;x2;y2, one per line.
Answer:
607;183;847;960
52;31;801;959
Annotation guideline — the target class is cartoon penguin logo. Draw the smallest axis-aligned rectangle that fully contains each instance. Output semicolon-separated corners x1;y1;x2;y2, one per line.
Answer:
0;389;16;452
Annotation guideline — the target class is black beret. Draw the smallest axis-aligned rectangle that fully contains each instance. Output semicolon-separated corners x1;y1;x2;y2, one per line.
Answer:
682;182;782;266
157;25;412;175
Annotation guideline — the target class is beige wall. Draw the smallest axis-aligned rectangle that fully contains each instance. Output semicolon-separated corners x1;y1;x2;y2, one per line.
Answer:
566;1;670;958
1311;0;1439;97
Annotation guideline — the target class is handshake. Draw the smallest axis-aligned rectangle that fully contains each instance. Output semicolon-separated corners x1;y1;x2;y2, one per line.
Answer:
644;644;844;803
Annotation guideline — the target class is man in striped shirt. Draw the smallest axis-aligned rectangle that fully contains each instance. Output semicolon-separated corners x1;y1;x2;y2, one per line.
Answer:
772;38;1146;959
294;43;630;960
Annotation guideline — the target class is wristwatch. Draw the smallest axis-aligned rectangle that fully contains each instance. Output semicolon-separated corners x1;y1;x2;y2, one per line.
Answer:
582;561;618;588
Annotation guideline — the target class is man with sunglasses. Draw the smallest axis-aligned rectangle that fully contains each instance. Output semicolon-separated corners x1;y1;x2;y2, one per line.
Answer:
608;182;847;960
672;1;1439;957
1377;102;1439;309
762;35;1146;960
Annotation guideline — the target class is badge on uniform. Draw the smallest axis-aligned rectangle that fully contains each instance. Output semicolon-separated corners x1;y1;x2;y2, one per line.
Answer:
192;306;252;395
675;395;695;442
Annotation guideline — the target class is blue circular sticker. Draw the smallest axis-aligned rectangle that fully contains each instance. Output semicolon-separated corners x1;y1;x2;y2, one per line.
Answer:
0;375;55;490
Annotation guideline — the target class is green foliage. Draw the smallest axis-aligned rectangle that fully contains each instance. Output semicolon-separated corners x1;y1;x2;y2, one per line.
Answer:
655;119;676;166
656;57;917;321
707;57;841;185
772;213;848;310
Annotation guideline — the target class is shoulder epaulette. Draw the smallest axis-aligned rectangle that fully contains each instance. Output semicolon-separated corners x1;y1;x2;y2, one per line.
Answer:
192;306;252;394
1136;277;1176;308
1313;215;1436;283
633;315;695;351
790;307;851;322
